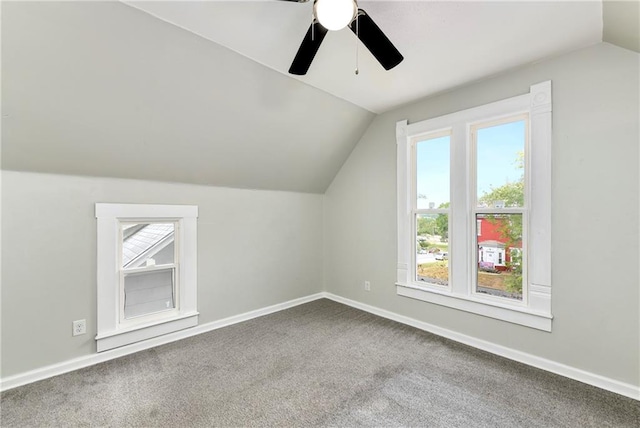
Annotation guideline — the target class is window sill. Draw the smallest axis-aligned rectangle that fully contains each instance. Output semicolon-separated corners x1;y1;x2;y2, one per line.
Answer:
396;283;552;331
96;312;199;352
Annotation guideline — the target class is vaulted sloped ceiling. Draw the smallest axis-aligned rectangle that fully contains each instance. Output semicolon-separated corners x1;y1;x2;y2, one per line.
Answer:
3;1;628;194
1;1;374;193
124;1;603;114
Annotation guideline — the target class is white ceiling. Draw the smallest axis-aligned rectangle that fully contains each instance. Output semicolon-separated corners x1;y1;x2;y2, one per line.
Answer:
125;1;603;113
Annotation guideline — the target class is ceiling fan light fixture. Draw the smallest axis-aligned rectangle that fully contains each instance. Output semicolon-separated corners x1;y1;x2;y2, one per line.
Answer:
314;0;357;31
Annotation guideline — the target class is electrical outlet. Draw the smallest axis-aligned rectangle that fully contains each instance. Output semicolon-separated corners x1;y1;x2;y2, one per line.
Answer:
72;319;86;336
364;281;371;291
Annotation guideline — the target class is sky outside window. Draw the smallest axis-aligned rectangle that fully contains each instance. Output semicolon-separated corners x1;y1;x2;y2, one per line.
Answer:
416;121;525;209
416;135;450;209
476;120;525;205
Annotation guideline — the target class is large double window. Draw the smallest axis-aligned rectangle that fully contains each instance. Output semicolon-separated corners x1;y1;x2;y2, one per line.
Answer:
396;81;552;330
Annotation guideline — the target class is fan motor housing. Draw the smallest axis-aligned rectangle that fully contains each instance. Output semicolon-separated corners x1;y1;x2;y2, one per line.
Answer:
314;0;358;31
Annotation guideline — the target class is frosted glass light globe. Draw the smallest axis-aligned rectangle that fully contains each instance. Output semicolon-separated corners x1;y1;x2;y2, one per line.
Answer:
315;0;357;31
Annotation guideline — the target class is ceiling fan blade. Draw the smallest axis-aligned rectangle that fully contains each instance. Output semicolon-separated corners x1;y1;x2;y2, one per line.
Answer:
289;22;329;75
349;9;403;71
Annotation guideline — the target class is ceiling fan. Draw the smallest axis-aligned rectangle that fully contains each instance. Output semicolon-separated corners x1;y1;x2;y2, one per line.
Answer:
281;0;404;75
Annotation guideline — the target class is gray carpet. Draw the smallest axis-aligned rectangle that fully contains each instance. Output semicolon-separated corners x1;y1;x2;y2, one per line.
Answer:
1;299;638;427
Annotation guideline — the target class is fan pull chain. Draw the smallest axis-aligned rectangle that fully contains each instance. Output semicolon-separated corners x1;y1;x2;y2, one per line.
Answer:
354;15;359;75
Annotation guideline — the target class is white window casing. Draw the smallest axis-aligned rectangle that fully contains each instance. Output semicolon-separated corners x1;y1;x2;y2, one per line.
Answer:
95;203;199;352
396;81;552;331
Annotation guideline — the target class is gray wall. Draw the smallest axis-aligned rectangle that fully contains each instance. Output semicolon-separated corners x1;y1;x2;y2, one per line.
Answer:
603;0;640;53
1;171;323;377
324;43;639;386
1;1;374;194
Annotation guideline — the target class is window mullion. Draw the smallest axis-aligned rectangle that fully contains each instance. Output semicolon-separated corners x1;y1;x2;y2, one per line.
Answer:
449;123;468;296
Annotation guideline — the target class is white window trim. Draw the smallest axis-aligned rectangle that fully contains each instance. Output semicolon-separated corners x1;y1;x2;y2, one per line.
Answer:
95;203;199;352
396;81;552;331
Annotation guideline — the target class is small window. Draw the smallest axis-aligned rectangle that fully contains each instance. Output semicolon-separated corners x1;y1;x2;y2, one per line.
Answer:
120;222;178;321
96;204;198;352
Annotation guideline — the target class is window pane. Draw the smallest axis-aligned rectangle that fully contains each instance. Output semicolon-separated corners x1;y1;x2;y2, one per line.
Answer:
416;135;450;210
476;213;522;300
122;223;175;268
124;268;175;319
476;119;525;208
416;214;449;286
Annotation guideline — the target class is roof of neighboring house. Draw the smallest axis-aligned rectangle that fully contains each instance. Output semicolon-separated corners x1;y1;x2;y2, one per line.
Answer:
478;240;506;248
122;223;174;268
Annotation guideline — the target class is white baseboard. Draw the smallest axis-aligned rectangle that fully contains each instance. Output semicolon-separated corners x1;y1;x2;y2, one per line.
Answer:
323;292;640;401
0;293;325;391
4;291;638;401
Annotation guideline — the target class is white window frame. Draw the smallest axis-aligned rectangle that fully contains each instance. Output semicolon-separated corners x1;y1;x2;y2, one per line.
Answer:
413;130;452;289
470;114;529;300
396;81;552;331
119;220;179;324
96;203;199;352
